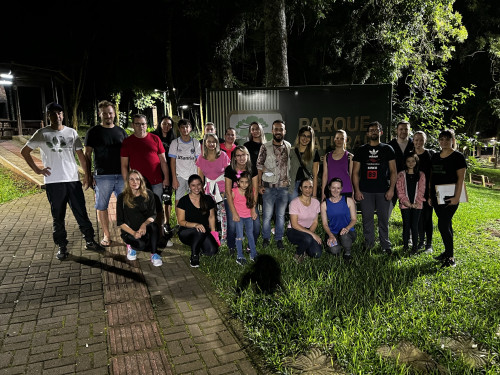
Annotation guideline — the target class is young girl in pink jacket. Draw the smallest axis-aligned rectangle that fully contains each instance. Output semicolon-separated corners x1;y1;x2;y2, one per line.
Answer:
396;154;426;254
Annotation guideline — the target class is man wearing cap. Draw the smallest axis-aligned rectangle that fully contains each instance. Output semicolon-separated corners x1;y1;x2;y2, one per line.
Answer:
21;102;104;259
84;100;127;247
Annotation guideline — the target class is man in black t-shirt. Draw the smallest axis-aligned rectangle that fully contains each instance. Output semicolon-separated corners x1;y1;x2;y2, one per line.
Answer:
352;121;397;253
84;100;128;247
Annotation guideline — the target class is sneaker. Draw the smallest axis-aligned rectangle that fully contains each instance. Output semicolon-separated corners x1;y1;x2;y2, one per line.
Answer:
56;246;68;260
246;247;251;253
236;258;247;266
126;245;137;261
86;240;105;252
383;248;393;256
166;239;174;247
151;253;163;267
424;245;434;254
162;223;172;236
417;242;425;251
277;240;284;249
434;252;447;261
343;253;353;262
190;256;200;268
262;239;270;247
250;254;258;262
441;257;456;268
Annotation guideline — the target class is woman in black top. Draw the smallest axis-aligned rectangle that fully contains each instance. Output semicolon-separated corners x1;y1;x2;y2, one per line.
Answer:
244;121;266;175
177;174;219;268
116;170;162;266
429;129;466;268
413;131;434;252
153;116;176;236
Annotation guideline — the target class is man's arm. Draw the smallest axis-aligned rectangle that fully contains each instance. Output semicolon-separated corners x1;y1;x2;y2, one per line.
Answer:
159;153;170;186
76;149;88;183
83;146;94;189
386;159;397;201
170;156;179;190
352;161;363;201
121;156;129;181
21;144;51;176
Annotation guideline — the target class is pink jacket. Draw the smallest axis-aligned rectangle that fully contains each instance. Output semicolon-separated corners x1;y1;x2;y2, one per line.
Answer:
396;171;426;209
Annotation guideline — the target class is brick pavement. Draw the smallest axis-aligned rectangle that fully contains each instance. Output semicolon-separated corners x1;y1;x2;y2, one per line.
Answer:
0;139;262;374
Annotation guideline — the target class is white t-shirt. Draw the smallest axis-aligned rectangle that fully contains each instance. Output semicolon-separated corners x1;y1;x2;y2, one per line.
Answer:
26;126;83;184
168;137;201;180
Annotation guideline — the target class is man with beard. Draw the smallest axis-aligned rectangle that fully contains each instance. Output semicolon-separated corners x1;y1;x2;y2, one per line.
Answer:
84;100;128;247
257;120;291;249
352;121;397;254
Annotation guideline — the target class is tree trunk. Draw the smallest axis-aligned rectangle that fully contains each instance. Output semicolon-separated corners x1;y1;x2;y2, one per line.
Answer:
264;0;289;87
70;51;88;130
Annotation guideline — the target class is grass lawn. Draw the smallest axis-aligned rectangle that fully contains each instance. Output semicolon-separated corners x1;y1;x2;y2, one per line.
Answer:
0;166;40;204
474;167;500;189
198;184;500;374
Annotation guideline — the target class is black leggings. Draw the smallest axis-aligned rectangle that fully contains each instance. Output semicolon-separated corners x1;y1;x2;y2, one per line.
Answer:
178;228;219;259
121;222;159;253
433;203;459;257
418;201;433;246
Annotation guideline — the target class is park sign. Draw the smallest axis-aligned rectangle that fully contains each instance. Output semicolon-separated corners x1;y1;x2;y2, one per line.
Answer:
206;84;392;153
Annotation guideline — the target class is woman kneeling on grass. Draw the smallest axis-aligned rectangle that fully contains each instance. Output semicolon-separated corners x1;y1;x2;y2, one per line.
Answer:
286;178;322;262
117;170;162;266
320;177;357;261
177;174;219;268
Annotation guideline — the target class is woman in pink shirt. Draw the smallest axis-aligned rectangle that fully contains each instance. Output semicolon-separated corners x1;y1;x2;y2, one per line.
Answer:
286;178;322;262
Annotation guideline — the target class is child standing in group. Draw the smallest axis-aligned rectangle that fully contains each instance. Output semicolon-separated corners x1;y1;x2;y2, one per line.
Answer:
396;154;426;254
232;171;258;265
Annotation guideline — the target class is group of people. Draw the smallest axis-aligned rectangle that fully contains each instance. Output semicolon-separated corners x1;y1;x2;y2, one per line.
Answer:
22;101;466;269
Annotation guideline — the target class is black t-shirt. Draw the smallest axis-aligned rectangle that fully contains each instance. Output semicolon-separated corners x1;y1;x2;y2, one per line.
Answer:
416;149;434;198
85;125;128;175
224;166;258;189
177;194;215;231
116;190;156;231
430;150;467;195
244;140;263;175
295;149;321;181
353;143;396;193
388;138;415;172
406;173;418;203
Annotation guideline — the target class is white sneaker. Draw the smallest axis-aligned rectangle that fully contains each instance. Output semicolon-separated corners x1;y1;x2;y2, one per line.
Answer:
151;253;163;267
126;245;137;261
166;239;173;247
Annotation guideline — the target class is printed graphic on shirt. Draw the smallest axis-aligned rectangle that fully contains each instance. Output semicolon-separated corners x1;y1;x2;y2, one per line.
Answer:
367;148;379;179
45;136;74;152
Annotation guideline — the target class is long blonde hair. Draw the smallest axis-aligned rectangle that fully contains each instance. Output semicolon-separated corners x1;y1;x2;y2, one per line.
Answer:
294;126;315;163
202;134;221;159
123;170;149;208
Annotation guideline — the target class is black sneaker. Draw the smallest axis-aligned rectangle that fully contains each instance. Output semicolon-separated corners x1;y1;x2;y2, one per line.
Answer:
86;240;105;252
441;257;456;268
236;258;247;266
277;240;284;249
56;246;68;260
343;254;353;262
424;245;434;254
190;257;200;268
262;239;270;247
434;252;447;261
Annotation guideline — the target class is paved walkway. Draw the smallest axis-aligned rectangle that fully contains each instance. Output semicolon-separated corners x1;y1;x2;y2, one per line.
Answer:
0;139;262;374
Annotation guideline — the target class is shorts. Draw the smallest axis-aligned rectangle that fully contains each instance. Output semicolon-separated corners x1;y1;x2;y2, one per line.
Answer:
175;177;189;201
151;183;163;201
94;174;124;210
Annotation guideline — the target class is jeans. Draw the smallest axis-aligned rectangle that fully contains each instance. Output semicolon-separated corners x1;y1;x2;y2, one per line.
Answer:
359;191;393;250
433;202;459;257
235;217;257;259
262;187;288;241
45;181;95;246
121;222;159;253
326;230;357;255
178;227;219;259
418;201;433;246
401;208;421;248
288;180;301;202
94;174;124;210
286;227;322;258
225;200;260;249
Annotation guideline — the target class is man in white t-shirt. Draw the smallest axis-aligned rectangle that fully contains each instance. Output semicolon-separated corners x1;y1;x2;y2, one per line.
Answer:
168;118;201;210
21;102;104;260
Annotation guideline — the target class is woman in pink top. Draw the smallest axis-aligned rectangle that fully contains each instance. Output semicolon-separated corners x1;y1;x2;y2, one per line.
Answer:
321;130;353;199
286;178;322;262
196;134;230;242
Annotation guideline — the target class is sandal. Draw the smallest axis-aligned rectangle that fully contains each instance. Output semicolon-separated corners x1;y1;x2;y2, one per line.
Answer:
100;238;111;247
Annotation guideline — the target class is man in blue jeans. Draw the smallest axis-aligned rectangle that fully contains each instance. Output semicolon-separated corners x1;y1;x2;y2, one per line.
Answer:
257;120;291;249
84;100;128;247
21;102;104;259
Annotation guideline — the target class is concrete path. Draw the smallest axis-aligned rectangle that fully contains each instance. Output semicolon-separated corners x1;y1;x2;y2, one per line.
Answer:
0;139;261;374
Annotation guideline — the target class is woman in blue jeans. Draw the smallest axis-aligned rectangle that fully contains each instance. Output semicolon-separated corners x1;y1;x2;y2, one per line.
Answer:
225;146;260;254
286;178;322;262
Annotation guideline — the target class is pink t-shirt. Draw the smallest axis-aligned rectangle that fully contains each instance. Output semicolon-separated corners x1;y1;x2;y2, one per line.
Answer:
196;153;230;194
232;187;252;218
287;197;320;228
